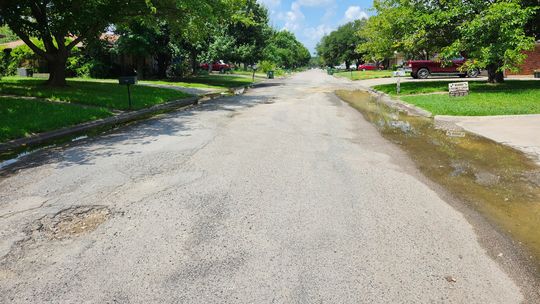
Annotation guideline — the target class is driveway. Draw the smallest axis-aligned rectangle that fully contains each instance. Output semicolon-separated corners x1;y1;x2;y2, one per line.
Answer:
436;114;540;165
0;70;531;303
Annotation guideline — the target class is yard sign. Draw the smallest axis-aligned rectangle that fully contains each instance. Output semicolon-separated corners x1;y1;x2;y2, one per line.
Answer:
449;82;469;97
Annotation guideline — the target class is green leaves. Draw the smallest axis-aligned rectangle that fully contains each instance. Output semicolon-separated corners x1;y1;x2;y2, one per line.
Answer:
359;0;537;82
317;20;366;67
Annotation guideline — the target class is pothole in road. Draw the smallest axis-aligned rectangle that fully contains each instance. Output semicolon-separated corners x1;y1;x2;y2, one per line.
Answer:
31;206;110;240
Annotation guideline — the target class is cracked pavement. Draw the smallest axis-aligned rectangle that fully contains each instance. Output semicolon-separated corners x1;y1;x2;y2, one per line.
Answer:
0;70;529;303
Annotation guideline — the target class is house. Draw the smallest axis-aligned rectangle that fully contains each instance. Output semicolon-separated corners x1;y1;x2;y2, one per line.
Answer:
507;41;540;76
0;34;159;78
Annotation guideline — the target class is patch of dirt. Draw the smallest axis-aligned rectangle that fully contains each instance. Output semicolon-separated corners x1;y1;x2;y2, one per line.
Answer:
30;206;110;240
0;206;111;266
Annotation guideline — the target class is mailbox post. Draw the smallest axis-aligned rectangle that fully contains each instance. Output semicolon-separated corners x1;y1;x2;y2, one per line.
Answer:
393;69;406;94
118;76;137;110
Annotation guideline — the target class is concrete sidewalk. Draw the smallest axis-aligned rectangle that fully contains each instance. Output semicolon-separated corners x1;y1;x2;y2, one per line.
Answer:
436;114;540;164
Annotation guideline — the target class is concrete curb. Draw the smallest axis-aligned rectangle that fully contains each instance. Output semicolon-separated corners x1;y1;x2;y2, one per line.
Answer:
0;97;199;153
0;80;269;154
364;86;433;118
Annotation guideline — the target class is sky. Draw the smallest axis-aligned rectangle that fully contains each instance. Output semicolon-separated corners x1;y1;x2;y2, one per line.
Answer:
258;0;374;55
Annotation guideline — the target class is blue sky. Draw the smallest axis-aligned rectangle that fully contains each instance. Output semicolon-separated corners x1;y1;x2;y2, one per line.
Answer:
258;0;374;54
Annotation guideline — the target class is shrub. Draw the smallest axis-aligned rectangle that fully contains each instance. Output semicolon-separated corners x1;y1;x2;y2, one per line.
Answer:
258;60;277;73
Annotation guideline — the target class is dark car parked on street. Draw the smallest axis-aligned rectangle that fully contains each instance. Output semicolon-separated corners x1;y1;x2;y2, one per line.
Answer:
407;57;480;79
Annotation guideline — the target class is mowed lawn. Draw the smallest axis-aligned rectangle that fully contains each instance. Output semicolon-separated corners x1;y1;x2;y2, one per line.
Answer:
142;74;256;90
374;80;540;116
0;77;191;110
335;70;393;81
0;96;112;142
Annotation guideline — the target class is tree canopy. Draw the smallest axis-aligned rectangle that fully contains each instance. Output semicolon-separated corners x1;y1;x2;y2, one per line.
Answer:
263;30;311;69
356;0;538;83
316;20;367;69
0;0;243;85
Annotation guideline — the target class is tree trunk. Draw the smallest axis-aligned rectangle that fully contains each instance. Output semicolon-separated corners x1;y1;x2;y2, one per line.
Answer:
487;64;505;83
46;53;68;86
136;58;145;80
156;53;170;79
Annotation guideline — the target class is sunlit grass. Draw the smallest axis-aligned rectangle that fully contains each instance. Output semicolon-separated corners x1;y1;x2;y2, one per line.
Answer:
334;70;393;80
374;80;540;116
0;77;191;110
0;96;112;142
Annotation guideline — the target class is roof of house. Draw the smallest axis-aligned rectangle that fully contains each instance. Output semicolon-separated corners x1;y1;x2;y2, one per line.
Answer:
0;40;25;49
0;38;87;50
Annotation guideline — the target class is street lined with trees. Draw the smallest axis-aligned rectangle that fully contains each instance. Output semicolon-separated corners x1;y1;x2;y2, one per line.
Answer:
0;0;311;86
317;0;539;83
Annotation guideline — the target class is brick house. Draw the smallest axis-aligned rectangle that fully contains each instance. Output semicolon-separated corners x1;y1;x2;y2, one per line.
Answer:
507;40;540;75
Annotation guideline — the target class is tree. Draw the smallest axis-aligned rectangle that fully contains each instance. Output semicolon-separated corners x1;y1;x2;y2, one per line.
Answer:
0;1;141;85
357;0;538;83
114;20;174;79
522;0;540;38
226;0;271;67
263;30;310;69
317;20;366;68
442;1;537;83
0;25;17;43
0;0;242;86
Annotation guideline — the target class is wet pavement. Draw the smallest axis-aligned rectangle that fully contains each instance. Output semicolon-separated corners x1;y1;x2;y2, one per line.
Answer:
0;70;536;303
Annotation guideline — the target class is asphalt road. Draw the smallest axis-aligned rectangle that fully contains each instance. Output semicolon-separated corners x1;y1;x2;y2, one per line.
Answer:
0;70;528;303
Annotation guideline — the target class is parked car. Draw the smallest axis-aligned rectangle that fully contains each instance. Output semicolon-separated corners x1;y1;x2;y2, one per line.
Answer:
200;60;232;72
357;63;383;71
407;57;480;79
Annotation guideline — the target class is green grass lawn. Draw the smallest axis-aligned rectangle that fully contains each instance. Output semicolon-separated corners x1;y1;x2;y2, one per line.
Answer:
230;70;267;78
0;96;112;142
334;70;393;81
0;77;191;110
142;74;256;90
373;80;540;116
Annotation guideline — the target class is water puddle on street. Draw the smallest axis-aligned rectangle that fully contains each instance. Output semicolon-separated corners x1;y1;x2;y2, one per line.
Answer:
336;90;540;269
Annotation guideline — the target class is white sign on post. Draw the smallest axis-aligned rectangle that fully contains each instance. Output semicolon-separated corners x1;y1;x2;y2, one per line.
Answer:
393;69;406;94
449;82;469;97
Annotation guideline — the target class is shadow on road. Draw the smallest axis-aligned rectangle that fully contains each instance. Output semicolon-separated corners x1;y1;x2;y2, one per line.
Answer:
0;93;273;176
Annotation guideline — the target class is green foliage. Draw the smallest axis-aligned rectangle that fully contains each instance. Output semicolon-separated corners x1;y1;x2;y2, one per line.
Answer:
317;20;366;68
263;30;310;69
258;60;276;73
198;27;238;65
0;0;246;85
0;25;17;43
442;1;536;76
358;0;538;83
227;0;271;64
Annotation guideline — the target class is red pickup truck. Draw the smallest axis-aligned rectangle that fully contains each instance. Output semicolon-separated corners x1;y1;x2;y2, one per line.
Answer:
200;60;232;72
407;58;480;79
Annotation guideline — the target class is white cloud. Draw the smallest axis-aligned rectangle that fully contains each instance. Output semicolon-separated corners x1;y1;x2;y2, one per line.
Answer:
297;0;334;7
258;0;281;9
343;6;368;23
304;24;334;41
280;2;305;31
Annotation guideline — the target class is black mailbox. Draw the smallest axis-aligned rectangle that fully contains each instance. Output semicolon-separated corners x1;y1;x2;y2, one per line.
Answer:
118;76;137;110
119;76;137;85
